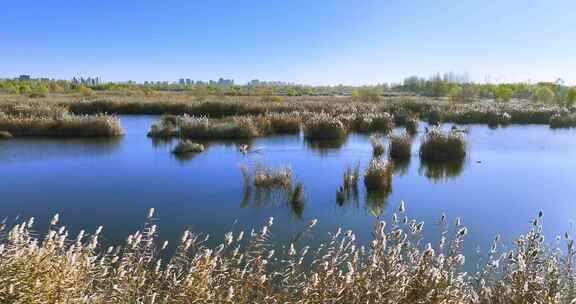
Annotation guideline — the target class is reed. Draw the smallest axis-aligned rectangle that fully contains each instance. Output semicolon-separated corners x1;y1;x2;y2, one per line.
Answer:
405;116;419;134
2;207;569;303
0;112;123;137
363;158;393;192
303;113;348;139
370;135;385;157
419;128;467;161
179;116;260;139
550;114;576;128
388;132;412;160
252;163;293;188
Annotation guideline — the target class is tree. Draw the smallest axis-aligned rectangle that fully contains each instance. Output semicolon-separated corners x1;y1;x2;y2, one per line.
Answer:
534;86;555;103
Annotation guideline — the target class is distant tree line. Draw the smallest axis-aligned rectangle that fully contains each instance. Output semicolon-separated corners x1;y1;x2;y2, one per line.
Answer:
1;75;575;106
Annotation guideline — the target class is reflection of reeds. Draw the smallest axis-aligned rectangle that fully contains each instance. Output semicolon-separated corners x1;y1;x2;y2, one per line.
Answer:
5;206;566;302
419;159;465;182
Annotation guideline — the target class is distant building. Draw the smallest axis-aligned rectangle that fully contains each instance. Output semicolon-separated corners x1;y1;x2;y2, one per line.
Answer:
179;78;185;85
18;75;31;81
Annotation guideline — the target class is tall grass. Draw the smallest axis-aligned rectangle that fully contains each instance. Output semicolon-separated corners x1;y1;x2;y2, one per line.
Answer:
303;113;348;139
363;158;393;192
2;207;572;303
388;132;412;160
419;128;467;161
251;163;293;188
0;112;123;137
370;135;385;157
550;114;576;128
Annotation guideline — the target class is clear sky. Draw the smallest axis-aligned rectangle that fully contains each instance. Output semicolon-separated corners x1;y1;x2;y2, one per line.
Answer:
1;0;575;85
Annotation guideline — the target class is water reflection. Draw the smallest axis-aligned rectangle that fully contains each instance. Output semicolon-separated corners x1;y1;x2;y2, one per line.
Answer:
304;138;347;155
240;183;305;219
419;159;465;182
391;158;411;176
0;137;122;163
365;189;392;217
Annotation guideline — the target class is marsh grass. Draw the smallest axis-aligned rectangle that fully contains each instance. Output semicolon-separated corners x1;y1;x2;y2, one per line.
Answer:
1;205;576;303
0;112;123;137
268;112;301;134
550;114;576;129
419;128;467;161
405;116;419;134
338;163;360;205
363;158;393;192
303;113;348;139
370;135;385;157
388;132;412;160
179;116;260;139
251;163;293;189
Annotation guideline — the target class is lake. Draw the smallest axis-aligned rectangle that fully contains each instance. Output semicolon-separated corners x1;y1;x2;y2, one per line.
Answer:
1;115;576;266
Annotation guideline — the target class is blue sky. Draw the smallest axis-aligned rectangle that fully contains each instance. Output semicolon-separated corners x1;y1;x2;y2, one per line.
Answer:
1;0;575;85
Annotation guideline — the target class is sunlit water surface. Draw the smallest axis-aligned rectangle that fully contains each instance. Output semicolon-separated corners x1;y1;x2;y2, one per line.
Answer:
1;116;576;267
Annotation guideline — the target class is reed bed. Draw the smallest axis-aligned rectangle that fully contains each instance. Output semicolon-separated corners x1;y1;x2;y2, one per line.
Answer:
338;163;360;204
179;116;260;139
248;163;293;188
0;112;123;137
303;113;348;139
405;116;419;134
389;132;412;160
2;207;572;303
363;158;393;192
419;128;467;161
550;114;576;128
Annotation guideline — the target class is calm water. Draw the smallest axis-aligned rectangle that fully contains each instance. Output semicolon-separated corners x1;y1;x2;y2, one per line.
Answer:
2;115;576;265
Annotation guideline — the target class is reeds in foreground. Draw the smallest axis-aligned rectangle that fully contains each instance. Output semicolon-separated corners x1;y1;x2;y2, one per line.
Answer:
419;127;467;161
2;207;571;303
388;132;412;160
363;158;393;192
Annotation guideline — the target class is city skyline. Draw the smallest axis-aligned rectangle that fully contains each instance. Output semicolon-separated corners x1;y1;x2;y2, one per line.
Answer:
2;0;575;85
